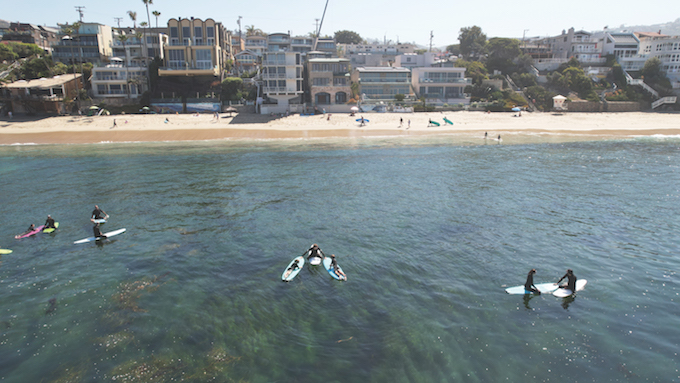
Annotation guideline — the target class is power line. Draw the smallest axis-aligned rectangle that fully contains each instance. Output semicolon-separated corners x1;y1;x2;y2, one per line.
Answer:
74;6;86;22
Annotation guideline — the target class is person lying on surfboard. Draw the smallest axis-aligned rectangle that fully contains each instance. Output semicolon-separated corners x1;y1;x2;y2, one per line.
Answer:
524;269;541;294
284;259;301;279
44;215;56;230
93;223;107;239
329;254;347;280
91;205;108;222
557;269;577;292
17;224;36;237
307;244;325;260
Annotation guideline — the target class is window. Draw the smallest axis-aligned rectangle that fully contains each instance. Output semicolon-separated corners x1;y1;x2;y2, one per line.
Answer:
195;49;212;69
194;26;203;45
313;78;329;86
206;27;214;38
170;27;178;38
182;26;191;38
168;50;185;69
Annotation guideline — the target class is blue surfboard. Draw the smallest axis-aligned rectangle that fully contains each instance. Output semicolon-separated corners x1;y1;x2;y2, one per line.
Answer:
322;257;347;281
282;256;305;282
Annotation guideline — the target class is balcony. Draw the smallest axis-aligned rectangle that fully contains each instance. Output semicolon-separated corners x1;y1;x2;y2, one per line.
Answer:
419;78;471;85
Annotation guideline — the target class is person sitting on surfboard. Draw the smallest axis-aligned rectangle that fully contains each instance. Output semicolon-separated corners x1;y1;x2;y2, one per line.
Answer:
93;223;107;239
329;254;347;280
91;205;108;221
557;269;577;292
307;244;324;260
524;269;541;295
44;215;56;230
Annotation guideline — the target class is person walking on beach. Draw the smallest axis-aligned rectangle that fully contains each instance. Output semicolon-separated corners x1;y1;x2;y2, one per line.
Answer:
408;119;410;129
400;117;403;127
112;119;117;128
484;132;488;139
524;269;540;294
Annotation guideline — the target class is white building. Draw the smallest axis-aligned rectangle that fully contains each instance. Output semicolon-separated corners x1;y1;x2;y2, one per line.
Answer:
91;61;148;101
411;67;470;105
260;51;304;114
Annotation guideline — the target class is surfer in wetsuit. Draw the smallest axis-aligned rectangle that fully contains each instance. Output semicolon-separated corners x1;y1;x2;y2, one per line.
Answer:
329;254;347;280
44;215;56;229
17;224;36;237
91;205;108;222
557;269;577;292
307;244;324;260
93;223;107;239
524;268;541;294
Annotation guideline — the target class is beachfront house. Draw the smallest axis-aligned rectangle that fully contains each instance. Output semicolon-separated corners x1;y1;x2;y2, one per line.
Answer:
350;66;412;105
411;67;470;105
1;22;59;54
633;33;680;90
52;23;114;66
90;61;148;102
308;57;351;112
1;74;83;115
260;51;304;114
245;35;267;57
159;18;232;80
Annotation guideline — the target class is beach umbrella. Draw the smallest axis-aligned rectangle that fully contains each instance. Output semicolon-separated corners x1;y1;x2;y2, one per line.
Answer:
225;106;237;117
511;107;521;112
350;106;359;112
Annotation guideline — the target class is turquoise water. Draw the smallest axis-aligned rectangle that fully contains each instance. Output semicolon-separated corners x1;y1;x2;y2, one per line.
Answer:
1;136;679;382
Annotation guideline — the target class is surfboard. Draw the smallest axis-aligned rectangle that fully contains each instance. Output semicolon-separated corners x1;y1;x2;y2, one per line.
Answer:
91;216;108;224
73;228;126;244
356;118;369;122
443;117;453;125
322;257;347;281
282;256;305;282
553;279;588;297
14;225;45;239
505;282;559;295
43;222;59;233
309;256;322;266
0;249;12;255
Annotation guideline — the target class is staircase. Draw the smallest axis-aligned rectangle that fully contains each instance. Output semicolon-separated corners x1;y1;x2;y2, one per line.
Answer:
652;96;677;109
506;75;537;112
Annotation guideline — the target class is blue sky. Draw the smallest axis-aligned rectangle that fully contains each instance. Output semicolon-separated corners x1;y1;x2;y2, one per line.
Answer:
3;0;679;47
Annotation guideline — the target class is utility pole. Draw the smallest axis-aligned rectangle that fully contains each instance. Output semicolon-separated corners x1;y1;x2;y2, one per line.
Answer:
75;6;85;22
523;29;529;48
314;19;320;37
429;31;434;52
237;16;242;74
114;17;123;29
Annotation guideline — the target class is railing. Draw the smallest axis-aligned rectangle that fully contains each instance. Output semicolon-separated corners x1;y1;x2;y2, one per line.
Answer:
419;78;471;84
652;96;677;109
263;87;300;93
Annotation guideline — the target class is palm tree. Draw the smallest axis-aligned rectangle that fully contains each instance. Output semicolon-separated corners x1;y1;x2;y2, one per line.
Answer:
140;21;148;64
127;11;137;28
246;25;264;36
152;10;160;28
141;0;153;58
117;31;131;98
60;21;82;110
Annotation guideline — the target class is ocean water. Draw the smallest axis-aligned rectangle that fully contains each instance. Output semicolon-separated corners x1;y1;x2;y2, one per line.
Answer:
0;135;679;382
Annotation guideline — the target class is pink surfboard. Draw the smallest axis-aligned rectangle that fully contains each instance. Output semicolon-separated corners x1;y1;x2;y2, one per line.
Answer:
14;225;45;239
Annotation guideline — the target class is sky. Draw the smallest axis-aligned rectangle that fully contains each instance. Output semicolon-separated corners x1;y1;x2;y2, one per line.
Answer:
3;0;679;47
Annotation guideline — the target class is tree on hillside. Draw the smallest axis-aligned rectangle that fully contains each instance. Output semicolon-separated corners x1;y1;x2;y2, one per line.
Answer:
455;59;488;85
221;77;244;101
458;26;486;60
485;38;521;74
641;57;672;91
0;44;19;62
334;30;363;44
446;43;461;56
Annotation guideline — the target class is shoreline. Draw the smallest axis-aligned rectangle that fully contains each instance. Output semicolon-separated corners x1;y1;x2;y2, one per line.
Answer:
1;111;679;145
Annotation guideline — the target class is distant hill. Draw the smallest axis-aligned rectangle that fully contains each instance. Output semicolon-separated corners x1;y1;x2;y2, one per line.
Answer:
604;18;680;36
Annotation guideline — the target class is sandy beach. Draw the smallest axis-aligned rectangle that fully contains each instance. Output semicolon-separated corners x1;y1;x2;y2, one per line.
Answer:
0;111;678;145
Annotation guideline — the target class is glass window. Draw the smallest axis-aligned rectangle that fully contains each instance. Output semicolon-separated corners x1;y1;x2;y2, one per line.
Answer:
170;27;178;38
194;26;203;38
206;27;214;38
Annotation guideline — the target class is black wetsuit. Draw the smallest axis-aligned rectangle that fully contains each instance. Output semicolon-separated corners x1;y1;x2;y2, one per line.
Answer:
44;217;55;229
308;247;322;260
92;208;106;220
93;225;106;239
524;272;539;293
558;272;577;291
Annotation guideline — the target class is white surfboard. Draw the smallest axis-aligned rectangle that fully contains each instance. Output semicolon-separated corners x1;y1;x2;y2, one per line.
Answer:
282;256;305;282
74;228;126;244
505;282;559;295
309;256;322;266
553;279;588;297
